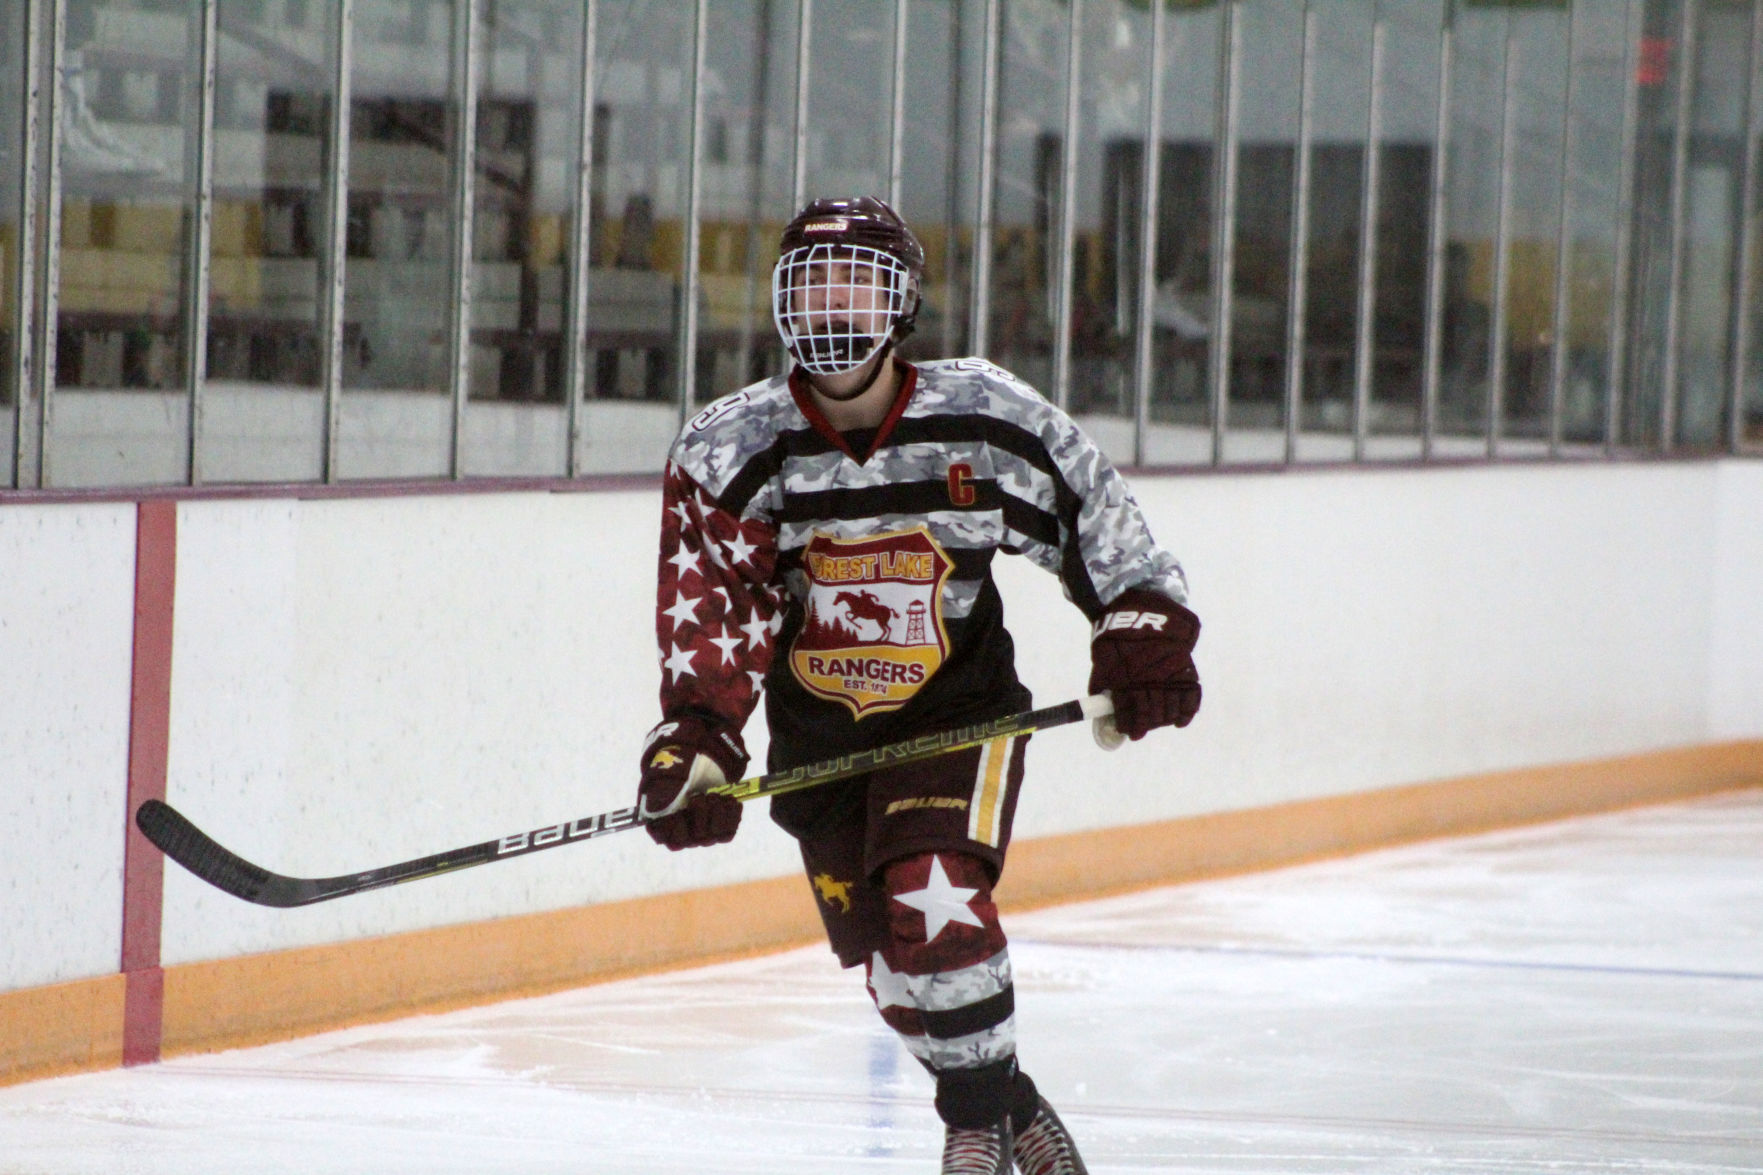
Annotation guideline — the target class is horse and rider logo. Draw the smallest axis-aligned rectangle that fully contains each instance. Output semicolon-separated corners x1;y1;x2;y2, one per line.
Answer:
791;526;953;717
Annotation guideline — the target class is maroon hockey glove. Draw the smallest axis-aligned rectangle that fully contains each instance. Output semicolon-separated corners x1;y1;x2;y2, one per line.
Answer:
637;715;748;851
1087;589;1202;740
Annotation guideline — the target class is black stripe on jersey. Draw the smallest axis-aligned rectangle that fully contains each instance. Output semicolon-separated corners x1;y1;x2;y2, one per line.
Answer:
776;480;1063;552
777;478;991;522
773;412;1063;484
715;432;798;517
884;414;1061;480
725;412;1065;499
919;985;1015;1041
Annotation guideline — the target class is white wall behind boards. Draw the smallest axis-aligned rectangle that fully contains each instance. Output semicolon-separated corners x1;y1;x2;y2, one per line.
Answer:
0;503;137;990
1001;461;1728;838
1710;461;1763;741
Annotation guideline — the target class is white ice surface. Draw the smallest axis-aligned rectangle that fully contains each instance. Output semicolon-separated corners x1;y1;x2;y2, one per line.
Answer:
3;791;1761;1173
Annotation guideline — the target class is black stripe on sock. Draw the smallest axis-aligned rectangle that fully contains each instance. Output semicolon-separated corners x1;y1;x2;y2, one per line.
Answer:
920;985;1015;1041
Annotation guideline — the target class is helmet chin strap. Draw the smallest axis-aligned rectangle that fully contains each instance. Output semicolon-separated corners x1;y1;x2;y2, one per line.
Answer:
804;338;898;403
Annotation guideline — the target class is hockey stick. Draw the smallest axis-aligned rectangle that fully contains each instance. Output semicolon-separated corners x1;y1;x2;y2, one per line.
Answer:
136;694;1118;909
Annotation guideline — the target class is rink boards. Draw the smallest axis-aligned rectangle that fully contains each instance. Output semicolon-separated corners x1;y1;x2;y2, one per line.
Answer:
3;459;1761;1084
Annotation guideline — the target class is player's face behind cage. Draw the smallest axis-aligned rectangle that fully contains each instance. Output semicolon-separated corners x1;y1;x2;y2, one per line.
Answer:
773;244;915;376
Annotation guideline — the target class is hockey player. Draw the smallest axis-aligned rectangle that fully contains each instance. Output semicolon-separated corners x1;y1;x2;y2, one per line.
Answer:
636;196;1201;1175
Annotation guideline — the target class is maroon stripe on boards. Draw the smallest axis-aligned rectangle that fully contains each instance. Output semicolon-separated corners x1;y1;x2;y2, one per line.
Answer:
122;500;176;1066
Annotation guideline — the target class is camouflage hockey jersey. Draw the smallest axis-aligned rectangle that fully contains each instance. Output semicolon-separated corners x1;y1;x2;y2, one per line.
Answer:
655;356;1189;777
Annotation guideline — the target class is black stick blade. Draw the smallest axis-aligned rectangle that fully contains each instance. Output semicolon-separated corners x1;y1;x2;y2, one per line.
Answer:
136;799;306;908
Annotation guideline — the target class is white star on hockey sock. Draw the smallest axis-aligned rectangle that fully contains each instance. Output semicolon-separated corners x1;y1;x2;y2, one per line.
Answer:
891;855;985;943
868;950;914;1011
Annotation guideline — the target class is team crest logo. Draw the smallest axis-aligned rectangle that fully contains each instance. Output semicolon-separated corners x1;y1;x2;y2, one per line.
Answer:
791;527;953;718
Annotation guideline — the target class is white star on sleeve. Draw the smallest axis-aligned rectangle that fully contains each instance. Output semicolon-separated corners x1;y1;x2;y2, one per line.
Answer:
739;611;772;649
868;950;914;1012
667;544;701;578
724;530;758;566
670;499;694;528
663;642;698;682
891;856;985;943
746;670;766;692
767;613;784;636
708;627;743;666
662;592;701;629
697;529;729;570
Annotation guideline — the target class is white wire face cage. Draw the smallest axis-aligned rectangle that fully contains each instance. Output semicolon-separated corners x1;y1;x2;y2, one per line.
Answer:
771;243;917;376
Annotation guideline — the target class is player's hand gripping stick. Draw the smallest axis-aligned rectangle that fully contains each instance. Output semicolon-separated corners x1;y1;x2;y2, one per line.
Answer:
1087;590;1202;742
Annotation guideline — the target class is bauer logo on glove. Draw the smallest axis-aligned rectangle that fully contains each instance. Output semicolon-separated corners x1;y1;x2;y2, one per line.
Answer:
1092;609;1171;636
1087;588;1202;740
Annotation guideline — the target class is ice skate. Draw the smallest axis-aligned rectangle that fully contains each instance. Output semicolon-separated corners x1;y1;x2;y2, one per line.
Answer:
941;1119;1011;1175
1013;1095;1089;1175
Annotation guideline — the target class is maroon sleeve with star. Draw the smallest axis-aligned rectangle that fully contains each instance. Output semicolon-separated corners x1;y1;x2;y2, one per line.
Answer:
657;460;783;735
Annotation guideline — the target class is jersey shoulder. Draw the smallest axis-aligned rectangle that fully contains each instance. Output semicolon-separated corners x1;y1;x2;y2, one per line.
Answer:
911;357;1063;425
669;376;799;498
911;357;1089;455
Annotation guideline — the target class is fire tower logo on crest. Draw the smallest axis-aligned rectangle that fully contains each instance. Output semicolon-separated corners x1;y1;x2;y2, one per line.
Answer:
791;527;954;718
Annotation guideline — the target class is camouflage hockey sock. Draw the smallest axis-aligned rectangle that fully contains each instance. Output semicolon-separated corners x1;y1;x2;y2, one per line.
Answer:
865;851;1018;1127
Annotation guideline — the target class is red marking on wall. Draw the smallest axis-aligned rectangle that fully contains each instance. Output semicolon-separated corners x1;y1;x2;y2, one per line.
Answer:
122;500;176;1067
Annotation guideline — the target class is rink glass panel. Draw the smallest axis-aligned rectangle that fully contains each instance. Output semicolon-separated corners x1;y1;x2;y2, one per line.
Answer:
2;0;20;487
799;0;894;210
1143;0;1224;466
1067;0;1152;465
1365;0;1444;456
691;0;799;409
1623;0;1690;450
1218;0;1301;465
983;0;1070;398
1291;0;1376;464
1496;5;1570;449
1748;0;1763;454
1436;5;1507;450
456;0;585;478
329;0;465;480
50;0;201;487
195;0;341;484
571;0;694;474
1676;0;1755;449
1557;2;1639;449
893;0;983;368
1749;8;1763;452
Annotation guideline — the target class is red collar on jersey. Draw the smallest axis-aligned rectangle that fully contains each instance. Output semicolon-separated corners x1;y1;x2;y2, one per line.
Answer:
789;359;919;464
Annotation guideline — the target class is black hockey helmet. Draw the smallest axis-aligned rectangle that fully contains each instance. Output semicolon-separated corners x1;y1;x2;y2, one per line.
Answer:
772;196;925;377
